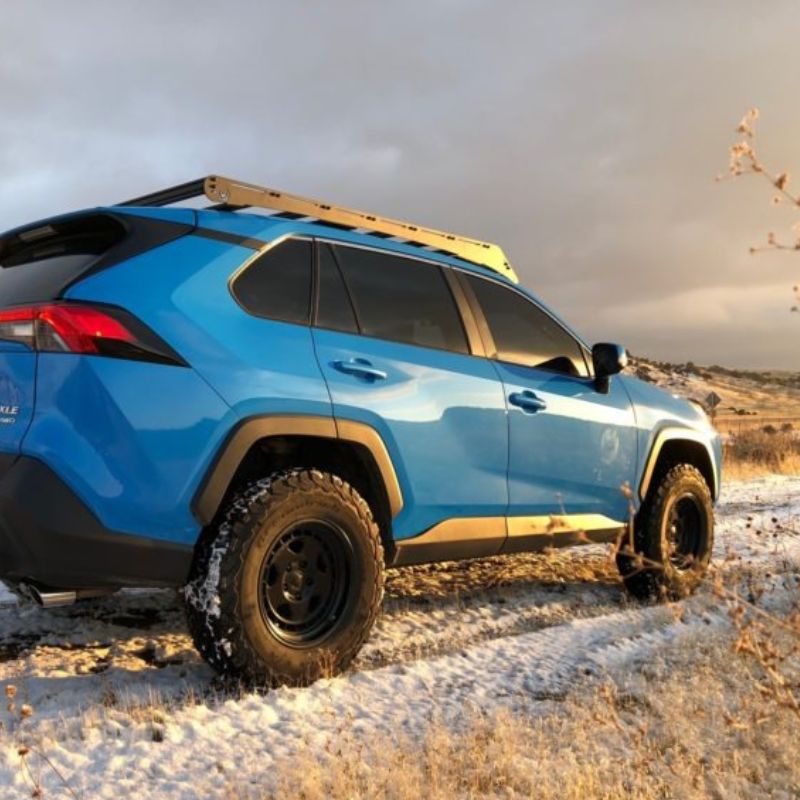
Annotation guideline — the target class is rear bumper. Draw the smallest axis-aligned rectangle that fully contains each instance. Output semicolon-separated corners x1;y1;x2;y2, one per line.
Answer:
0;455;192;589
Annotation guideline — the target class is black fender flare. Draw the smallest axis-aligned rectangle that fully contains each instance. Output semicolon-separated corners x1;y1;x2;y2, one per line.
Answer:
191;414;403;526
638;427;719;502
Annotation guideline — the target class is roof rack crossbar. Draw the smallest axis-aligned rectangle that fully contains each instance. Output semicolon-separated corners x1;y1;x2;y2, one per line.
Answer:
115;174;518;281
116;179;207;208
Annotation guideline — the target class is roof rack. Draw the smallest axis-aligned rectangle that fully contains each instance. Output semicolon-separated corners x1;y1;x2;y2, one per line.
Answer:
116;175;517;282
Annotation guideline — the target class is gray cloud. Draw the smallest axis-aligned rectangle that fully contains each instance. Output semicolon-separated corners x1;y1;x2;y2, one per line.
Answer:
0;0;797;367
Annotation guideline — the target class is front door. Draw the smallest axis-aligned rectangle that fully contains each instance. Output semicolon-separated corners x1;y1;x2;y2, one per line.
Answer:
461;272;638;532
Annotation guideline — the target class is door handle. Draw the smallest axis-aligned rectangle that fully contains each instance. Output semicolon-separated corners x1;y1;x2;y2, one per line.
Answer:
509;390;547;413
332;358;388;382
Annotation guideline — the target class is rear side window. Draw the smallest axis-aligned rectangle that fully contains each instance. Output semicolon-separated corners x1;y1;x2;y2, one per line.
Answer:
465;274;588;377
232;238;312;325
0;214;126;306
331;244;468;354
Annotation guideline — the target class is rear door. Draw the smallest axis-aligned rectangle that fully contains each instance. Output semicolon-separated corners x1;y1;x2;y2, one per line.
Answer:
460;272;638;526
312;241;509;542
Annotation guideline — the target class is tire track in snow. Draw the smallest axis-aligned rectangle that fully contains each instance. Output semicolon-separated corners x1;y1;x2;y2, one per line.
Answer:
360;552;625;668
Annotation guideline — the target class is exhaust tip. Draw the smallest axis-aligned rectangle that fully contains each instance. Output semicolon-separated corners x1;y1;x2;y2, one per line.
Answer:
28;585;77;608
23;583;116;608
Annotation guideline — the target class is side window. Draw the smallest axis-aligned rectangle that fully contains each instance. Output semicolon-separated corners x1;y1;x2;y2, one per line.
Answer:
465;274;588;377
316;243;358;334
232;238;312;324
332;244;468;354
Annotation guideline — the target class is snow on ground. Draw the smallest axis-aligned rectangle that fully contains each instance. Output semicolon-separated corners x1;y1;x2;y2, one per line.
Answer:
0;477;797;798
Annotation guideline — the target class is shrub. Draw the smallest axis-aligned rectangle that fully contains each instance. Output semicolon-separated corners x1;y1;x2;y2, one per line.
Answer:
724;428;800;475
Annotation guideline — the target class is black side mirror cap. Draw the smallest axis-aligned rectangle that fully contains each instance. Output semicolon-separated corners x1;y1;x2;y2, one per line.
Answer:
592;343;628;393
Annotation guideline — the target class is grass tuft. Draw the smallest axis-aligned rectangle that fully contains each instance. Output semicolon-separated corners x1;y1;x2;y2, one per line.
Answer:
723;428;800;478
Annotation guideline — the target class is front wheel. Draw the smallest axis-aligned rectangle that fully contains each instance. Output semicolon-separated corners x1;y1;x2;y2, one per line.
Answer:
185;469;384;686
617;464;714;600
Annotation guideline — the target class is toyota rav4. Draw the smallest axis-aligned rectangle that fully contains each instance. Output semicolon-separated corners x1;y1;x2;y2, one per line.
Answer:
0;176;721;684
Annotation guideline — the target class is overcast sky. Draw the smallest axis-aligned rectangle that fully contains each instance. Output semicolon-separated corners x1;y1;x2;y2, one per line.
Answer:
1;1;798;368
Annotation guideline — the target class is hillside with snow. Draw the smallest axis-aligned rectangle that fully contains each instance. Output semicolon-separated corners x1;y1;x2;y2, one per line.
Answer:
629;357;800;430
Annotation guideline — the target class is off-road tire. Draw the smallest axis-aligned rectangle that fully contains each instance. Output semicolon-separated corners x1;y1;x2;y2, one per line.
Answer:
617;464;714;600
185;469;384;686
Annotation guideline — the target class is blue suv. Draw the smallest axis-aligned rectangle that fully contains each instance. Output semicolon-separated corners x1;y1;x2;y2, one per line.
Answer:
0;176;721;684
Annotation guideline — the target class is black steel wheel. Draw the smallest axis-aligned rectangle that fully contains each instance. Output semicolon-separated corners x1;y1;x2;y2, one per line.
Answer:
258;520;352;647
666;494;705;570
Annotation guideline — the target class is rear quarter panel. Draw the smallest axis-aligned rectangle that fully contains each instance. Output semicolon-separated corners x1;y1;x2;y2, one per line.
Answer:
23;354;234;544
65;234;331;419
0;346;35;455
53;232;331;543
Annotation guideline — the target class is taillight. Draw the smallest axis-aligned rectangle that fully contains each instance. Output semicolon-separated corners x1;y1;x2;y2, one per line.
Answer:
0;303;185;366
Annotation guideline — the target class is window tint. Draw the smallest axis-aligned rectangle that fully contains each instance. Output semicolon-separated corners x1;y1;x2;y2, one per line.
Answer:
0;214;126;305
465;275;587;376
332;244;468;354
233;238;312;324
316;243;358;333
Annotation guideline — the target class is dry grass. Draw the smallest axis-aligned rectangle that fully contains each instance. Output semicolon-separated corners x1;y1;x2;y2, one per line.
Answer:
224;638;800;800
723;428;800;479
243;539;800;800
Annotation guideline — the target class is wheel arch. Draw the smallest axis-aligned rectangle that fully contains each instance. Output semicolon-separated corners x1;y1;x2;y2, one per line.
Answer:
192;415;403;548
639;428;719;503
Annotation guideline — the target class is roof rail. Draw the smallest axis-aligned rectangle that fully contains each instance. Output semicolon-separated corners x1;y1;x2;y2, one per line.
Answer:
116;175;517;282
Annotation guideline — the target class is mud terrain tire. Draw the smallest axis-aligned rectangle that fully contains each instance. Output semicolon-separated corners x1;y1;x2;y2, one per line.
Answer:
617;464;714;600
185;469;384;686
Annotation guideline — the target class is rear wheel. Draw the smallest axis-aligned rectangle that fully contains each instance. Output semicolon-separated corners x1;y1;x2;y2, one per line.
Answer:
185;469;384;685
617;464;714;600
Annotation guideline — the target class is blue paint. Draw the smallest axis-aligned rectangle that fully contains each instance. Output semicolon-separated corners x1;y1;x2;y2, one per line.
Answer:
313;327;508;539
494;362;639;520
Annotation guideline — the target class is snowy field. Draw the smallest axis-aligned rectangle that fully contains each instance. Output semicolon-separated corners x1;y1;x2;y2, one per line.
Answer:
0;476;798;798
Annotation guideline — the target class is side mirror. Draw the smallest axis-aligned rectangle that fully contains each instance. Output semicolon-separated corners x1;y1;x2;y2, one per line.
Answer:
592;343;627;393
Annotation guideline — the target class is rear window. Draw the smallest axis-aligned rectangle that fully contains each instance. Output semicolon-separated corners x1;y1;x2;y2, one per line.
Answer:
0;211;192;307
0;214;126;306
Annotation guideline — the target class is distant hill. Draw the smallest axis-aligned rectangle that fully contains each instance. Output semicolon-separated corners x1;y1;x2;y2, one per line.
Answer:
627;357;800;432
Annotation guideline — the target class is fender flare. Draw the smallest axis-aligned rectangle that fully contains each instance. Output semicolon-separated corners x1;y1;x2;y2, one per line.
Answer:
192;414;403;526
639;427;719;502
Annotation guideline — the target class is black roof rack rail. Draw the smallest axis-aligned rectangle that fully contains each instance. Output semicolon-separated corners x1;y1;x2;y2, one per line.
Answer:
116;179;207;208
